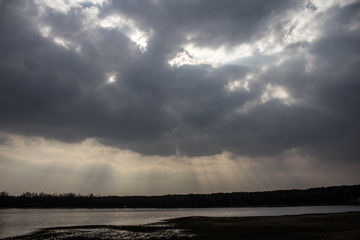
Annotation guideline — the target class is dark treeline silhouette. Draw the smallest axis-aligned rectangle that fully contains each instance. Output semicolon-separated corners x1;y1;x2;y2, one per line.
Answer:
1;185;360;208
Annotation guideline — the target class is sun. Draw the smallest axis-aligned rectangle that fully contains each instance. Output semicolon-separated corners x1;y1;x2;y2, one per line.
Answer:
107;74;116;84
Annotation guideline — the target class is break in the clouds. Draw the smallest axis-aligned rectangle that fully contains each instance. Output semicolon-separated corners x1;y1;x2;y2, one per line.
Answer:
0;0;360;194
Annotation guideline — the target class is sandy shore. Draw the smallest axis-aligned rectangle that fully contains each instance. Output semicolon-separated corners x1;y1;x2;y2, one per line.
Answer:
4;212;360;240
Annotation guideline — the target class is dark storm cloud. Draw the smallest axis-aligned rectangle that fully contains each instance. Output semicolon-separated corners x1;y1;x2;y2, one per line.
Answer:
0;0;360;161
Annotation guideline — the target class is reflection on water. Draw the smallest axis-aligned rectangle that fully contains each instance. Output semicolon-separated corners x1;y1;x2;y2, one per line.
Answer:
1;205;359;239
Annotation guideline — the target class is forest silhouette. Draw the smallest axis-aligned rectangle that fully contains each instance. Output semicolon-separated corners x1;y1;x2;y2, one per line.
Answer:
1;185;359;208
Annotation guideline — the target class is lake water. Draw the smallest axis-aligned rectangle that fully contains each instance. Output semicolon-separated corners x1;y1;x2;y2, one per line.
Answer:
1;205;359;239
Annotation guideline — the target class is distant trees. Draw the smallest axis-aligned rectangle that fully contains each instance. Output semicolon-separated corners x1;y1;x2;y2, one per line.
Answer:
0;191;9;197
1;185;359;208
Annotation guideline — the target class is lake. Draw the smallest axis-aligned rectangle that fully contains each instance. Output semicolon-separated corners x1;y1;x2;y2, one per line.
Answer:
1;205;360;239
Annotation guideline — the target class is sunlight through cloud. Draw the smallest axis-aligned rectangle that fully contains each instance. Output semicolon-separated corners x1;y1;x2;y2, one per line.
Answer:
106;73;117;84
226;80;250;92
99;15;149;52
34;0;109;14
168;44;253;68
261;84;290;104
1;132;358;195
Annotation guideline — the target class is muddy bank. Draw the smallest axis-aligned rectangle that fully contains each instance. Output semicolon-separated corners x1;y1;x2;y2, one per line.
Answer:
169;211;360;239
4;212;360;240
1;223;195;240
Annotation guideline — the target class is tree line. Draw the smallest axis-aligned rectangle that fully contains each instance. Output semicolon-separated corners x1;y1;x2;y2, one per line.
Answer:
1;185;359;208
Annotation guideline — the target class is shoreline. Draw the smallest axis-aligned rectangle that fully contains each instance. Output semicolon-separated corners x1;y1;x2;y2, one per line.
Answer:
3;211;360;240
1;202;359;209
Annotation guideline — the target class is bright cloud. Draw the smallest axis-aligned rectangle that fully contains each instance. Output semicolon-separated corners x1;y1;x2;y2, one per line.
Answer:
99;15;149;52
1;133;357;195
34;1;148;53
168;44;253;67
261;84;291;104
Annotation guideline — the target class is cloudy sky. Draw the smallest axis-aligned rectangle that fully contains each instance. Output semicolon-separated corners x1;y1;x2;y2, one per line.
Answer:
1;0;360;195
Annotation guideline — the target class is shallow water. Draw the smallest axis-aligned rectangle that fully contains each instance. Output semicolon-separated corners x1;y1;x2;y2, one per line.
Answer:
10;225;196;240
1;205;359;239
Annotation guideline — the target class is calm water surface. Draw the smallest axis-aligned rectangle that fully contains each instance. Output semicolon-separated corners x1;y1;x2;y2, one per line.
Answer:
1;205;359;239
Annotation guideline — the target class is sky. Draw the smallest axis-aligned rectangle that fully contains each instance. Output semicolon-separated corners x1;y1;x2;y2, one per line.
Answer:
0;0;360;196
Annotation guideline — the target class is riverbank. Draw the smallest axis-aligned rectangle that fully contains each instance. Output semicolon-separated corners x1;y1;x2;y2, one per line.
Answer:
4;212;360;240
170;211;360;239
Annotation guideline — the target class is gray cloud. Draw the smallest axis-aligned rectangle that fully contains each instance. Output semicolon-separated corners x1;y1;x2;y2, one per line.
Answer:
0;0;360;163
